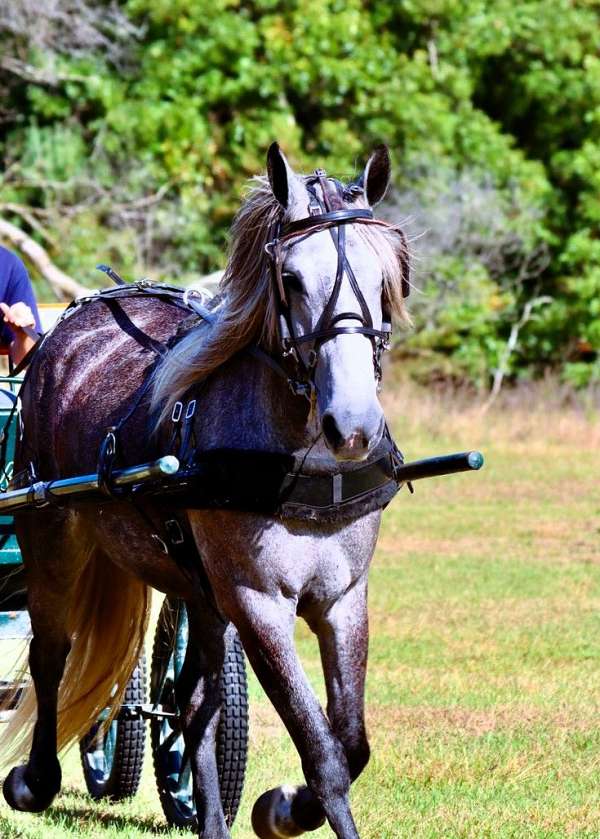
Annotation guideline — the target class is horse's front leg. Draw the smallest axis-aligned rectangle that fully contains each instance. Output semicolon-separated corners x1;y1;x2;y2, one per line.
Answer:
315;573;370;782
176;599;231;839
229;590;359;839
252;576;371;838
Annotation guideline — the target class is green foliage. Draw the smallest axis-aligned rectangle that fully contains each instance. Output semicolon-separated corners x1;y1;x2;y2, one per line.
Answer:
0;0;599;383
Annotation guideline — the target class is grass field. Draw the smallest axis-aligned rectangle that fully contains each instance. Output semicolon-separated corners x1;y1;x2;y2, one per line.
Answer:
0;381;599;838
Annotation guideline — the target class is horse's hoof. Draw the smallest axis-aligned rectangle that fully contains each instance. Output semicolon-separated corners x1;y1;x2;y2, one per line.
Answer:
3;765;59;813
252;785;305;838
251;785;325;838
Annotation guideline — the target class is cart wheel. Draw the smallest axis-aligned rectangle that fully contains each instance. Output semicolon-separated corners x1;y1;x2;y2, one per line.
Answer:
80;657;147;800
150;597;248;830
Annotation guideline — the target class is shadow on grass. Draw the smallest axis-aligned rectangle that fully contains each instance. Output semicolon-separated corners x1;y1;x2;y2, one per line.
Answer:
35;786;178;836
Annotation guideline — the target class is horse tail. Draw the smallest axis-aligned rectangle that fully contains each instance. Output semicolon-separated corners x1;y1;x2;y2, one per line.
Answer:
0;540;150;767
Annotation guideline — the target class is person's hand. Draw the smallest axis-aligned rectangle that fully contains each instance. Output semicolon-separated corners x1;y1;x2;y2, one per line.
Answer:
0;302;36;333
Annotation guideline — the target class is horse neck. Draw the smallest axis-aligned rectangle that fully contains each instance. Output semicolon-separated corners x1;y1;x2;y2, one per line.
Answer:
194;353;321;456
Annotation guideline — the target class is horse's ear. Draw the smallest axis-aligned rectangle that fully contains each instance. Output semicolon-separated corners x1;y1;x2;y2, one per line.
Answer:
362;144;391;206
267;142;300;209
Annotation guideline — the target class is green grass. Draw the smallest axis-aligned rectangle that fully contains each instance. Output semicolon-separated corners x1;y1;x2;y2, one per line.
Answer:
1;387;599;837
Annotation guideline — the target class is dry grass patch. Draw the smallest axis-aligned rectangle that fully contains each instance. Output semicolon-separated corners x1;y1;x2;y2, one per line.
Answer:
367;703;600;737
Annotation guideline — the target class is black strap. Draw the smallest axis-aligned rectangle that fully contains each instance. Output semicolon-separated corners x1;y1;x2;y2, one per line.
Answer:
292;325;388;345
247;346;290;381
12;337;41;376
97;429;120;497
98;297;168;357
0;395;19;488
283;209;373;236
149;439;402;517
279;453;396;510
97;263;127;286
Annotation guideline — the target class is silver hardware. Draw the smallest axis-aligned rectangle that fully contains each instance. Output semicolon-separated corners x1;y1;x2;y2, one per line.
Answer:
171;401;183;423
165;519;185;545
332;474;343;505
32;482;47;506
151;534;169;554
282;343;299;363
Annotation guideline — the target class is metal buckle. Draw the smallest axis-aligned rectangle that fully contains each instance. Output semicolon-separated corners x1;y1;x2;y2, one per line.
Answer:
31;481;48;507
171;401;183;423
288;379;314;402
282;341;299;363
185;399;197;419
332;474;343;505
165;519;185;545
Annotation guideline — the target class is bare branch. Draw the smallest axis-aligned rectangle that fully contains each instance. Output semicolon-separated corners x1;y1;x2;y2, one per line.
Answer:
427;39;439;78
480;295;553;414
0;203;58;247
0;56;88;86
0;0;143;68
0;217;88;300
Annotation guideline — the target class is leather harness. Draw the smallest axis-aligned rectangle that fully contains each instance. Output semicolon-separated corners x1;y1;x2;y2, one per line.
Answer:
28;171;410;522
261;170;409;398
70;280;406;523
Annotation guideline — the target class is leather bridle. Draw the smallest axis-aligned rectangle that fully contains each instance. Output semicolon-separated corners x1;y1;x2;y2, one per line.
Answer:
264;169;409;400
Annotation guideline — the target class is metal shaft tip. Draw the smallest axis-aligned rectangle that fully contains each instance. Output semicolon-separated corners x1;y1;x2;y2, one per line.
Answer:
467;451;484;470
158;456;180;475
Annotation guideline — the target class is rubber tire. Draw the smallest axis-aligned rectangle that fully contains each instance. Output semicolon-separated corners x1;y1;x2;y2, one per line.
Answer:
79;657;147;800
150;596;248;830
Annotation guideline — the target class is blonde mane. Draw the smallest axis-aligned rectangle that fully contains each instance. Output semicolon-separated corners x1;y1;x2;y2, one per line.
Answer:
151;175;410;423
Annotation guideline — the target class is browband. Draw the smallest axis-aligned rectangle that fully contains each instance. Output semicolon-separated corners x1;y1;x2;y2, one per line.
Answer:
283;209;374;236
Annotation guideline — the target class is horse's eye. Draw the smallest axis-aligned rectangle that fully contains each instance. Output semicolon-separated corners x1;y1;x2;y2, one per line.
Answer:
282;271;304;295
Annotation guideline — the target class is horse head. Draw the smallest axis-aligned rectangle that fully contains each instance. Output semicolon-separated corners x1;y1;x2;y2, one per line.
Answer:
266;143;409;461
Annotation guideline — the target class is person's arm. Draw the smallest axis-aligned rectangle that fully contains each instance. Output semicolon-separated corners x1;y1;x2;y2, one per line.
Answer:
0;302;37;365
2;255;41;365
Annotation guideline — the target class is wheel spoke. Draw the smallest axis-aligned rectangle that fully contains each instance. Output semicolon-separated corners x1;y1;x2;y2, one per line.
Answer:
158;725;180;754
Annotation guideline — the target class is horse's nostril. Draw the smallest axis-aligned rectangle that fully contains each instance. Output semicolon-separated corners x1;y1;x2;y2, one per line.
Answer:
347;431;369;450
322;414;344;449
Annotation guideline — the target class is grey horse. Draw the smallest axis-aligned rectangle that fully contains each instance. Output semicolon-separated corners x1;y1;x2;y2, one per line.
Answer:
1;143;410;839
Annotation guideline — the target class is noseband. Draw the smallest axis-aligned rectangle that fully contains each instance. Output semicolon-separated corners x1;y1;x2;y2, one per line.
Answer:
264;169;409;399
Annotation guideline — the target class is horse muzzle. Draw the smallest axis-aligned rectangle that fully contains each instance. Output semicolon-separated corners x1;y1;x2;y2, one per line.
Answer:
321;411;384;461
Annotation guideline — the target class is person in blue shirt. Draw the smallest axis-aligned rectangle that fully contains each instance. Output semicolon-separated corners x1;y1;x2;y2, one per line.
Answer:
0;246;41;365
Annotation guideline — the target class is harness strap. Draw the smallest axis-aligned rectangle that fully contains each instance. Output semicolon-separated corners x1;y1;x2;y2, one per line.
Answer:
97;429;120;498
291;325;389;345
283;209;373;235
151;434;404;519
98;297;169;357
279;450;398;511
12;331;43;376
